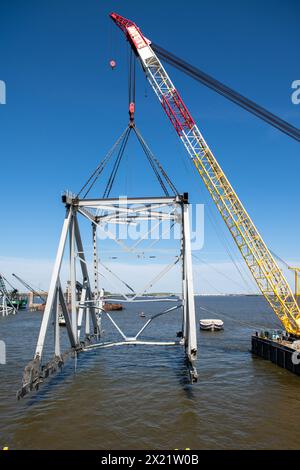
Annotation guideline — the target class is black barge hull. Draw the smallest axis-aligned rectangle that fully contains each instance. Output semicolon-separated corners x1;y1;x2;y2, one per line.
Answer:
252;335;300;376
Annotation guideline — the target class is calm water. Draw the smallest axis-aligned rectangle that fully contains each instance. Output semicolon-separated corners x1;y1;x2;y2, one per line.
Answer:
1;295;300;450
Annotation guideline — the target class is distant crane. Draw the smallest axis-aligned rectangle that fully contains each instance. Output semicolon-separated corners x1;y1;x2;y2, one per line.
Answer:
0;274;17;315
12;274;46;304
110;12;300;335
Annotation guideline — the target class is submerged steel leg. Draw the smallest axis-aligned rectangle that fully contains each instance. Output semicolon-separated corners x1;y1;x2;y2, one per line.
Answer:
69;212;77;340
92;221;102;337
92;223;99;295
85;303;91;336
35;209;72;360
77;283;87;340
182;201;198;381
58;283;77;348
74;214;99;336
54;287;60;357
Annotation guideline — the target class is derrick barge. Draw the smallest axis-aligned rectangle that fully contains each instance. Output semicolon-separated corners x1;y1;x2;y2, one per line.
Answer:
252;333;300;376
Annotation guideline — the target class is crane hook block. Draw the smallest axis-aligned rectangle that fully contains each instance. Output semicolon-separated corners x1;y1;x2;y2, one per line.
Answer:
109;60;116;69
129;102;135;123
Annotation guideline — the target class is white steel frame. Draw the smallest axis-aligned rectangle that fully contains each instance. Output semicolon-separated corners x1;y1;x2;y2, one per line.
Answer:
0;294;17;317
18;192;198;398
0;275;17;317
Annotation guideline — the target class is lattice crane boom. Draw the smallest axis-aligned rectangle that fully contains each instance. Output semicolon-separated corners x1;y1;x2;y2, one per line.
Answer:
110;12;300;335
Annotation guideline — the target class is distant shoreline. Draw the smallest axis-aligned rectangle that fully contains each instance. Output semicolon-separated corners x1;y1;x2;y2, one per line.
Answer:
194;293;262;297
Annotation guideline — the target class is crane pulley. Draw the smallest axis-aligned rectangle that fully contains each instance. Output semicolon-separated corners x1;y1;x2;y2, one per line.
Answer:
110;12;300;336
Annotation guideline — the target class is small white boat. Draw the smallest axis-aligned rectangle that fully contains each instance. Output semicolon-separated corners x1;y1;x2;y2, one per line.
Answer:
58;311;66;326
199;319;224;331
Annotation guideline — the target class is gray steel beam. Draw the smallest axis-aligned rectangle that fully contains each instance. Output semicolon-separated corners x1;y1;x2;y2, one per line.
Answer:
53;288;60;357
183;203;198;372
77;196;179;206
58;283;77;348
35;209;72;359
73;213;99;335
69;213;77;340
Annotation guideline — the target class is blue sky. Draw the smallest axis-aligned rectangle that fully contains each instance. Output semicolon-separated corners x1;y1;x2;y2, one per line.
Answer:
0;0;299;293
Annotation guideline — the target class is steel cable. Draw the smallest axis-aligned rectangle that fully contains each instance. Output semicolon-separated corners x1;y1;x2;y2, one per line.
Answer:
152;43;300;142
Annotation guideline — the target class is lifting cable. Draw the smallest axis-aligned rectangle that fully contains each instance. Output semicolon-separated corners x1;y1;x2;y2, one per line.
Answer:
102;48;177;198
269;249;291;270
199;305;280;332
134;128;178;196
1;274;17;293
269;249;299;286
194;176;258;294
152;43;300;142
138;256;181;297
192;266;225;295
78;51;178;199
192;253;253;293
167;122;258;293
102;47;136;200
76;127;129;199
100;261;136;294
128;47;136;107
103;126;132;198
101;125;177;198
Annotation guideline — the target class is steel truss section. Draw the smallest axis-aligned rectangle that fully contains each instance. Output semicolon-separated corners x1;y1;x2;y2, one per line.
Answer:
0;294;17;317
0;275;17;316
17;193;198;398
